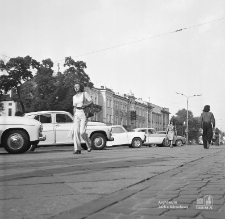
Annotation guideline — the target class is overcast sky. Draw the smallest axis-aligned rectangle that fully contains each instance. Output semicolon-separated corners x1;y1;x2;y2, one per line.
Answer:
1;0;225;130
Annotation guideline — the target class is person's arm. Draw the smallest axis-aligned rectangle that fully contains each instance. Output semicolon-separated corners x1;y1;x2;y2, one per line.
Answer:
211;113;215;128
83;92;93;108
200;114;203;129
73;96;76;116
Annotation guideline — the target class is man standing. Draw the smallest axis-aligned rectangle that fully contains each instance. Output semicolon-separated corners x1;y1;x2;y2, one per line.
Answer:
200;105;215;149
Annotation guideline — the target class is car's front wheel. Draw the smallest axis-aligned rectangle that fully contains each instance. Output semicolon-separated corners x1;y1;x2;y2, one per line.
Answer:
175;139;183;146
131;138;142;148
162;138;170;147
91;133;107;150
3;130;30;154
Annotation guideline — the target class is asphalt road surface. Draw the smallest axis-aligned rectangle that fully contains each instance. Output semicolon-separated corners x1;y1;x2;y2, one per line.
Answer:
0;144;224;219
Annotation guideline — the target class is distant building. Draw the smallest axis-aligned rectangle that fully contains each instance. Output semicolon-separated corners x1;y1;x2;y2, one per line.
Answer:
0;91;18;116
90;86;170;130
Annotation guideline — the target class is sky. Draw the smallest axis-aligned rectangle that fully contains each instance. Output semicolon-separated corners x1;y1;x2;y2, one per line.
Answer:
1;0;225;130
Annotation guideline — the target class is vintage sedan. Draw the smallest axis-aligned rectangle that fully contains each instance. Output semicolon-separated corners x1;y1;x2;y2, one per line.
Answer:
0;116;45;154
157;131;186;146
106;125;146;148
133;128;185;147
24;111;113;150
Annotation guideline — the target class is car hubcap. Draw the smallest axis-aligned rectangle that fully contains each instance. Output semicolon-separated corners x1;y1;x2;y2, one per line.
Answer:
7;134;24;150
177;140;182;146
94;137;103;148
134;140;140;147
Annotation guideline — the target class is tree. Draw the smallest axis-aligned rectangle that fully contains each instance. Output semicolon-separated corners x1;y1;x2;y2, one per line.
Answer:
0;56;39;113
173;108;200;142
20;57;94;114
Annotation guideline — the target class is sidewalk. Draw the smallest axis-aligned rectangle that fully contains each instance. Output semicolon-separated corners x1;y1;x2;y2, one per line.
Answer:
52;147;225;219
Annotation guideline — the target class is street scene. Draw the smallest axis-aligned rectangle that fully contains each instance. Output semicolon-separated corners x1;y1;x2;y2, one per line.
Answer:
1;144;225;219
1;0;225;218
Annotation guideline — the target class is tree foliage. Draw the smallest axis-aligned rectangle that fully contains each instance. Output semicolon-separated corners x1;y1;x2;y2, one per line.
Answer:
0;56;39;113
20;57;94;114
172;108;201;142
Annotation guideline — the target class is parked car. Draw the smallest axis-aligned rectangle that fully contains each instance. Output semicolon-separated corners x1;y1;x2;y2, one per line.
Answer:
133;128;185;147
157;130;186;146
0;116;45;154
24;111;113;150
106;125;146;148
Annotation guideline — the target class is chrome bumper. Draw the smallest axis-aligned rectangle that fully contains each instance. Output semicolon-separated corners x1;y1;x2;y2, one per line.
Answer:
39;135;46;141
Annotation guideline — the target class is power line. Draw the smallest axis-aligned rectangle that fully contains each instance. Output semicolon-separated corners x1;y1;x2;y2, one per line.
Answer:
63;17;225;59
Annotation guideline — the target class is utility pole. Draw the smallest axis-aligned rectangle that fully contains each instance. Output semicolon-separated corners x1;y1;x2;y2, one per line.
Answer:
176;92;202;145
57;63;60;73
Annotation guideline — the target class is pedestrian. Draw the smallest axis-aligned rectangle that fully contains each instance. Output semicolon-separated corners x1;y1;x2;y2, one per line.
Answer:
166;120;176;148
199;105;215;149
70;83;93;154
214;128;220;146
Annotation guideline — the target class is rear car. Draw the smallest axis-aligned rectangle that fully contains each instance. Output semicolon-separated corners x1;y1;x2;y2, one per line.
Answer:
107;125;146;148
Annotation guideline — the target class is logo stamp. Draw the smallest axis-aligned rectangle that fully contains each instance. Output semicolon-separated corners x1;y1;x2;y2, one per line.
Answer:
196;195;213;210
158;200;188;209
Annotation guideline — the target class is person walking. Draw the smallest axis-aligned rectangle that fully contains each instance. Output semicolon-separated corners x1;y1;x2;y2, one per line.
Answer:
166;120;176;148
70;83;93;154
200;105;215;149
214;128;220;146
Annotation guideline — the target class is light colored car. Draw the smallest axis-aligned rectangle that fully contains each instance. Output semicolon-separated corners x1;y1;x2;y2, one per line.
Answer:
106;125;146;148
133;128;185;147
24;111;113;150
0;116;45;154
157;130;186;146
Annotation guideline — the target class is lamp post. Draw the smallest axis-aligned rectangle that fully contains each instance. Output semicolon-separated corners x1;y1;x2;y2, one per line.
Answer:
176;92;202;145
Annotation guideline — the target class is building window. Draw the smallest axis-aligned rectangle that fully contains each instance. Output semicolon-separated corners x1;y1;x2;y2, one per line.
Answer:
8;108;12;116
8;103;12;106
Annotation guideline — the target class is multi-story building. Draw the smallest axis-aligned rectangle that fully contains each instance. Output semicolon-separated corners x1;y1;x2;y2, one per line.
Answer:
90;86;170;131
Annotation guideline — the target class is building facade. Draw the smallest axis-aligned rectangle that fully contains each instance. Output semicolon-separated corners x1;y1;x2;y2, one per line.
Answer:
89;86;170;131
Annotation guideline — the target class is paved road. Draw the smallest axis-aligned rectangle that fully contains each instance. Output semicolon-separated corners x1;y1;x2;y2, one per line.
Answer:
0;144;224;219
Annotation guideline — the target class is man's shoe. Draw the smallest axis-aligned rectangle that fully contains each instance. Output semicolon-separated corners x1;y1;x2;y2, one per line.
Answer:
73;150;81;154
206;142;210;149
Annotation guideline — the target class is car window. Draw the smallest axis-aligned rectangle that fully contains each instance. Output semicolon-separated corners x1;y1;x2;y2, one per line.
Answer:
138;129;147;134
151;129;156;134
56;114;73;123
34;114;52;123
111;127;125;134
148;129;153;134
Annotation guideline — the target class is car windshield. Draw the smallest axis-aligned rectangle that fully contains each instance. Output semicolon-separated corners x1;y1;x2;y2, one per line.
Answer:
111;126;127;134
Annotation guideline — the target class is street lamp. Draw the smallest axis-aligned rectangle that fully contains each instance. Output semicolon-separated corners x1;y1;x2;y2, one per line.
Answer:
176;92;202;145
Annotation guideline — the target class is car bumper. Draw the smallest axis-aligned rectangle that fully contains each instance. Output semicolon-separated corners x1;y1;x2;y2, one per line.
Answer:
39;135;46;141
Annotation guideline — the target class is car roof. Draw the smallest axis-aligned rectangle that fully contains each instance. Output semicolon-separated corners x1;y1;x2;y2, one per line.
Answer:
134;128;155;130
24;111;70;115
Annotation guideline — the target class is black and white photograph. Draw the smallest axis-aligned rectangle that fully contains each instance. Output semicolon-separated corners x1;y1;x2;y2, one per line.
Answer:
0;0;225;218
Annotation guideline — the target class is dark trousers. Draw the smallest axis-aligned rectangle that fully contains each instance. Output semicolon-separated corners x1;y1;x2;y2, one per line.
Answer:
203;122;213;148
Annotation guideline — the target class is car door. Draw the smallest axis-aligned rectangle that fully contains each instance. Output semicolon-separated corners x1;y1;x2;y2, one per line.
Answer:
34;113;55;145
111;126;128;146
146;129;160;144
55;113;74;144
136;129;148;144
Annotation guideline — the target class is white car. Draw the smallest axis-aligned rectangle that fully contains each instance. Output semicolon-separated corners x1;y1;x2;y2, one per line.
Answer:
106;125;146;148
0;116;45;154
24;111;113;150
133;128;169;147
